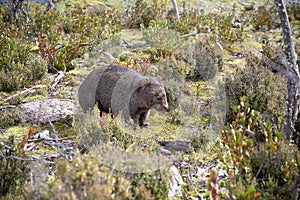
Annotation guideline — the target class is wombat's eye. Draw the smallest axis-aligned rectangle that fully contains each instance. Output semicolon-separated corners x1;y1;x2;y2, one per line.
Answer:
157;96;162;101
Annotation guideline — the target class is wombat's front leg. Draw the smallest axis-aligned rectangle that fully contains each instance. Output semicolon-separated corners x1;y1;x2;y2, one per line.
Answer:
139;110;150;127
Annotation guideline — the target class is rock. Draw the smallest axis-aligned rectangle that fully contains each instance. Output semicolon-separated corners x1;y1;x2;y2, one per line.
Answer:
158;140;192;153
168;165;185;198
18;99;75;124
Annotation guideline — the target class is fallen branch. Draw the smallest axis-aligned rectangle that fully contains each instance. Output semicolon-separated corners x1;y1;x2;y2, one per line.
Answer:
0;150;39;161
50;71;64;91
4;84;47;103
178;32;198;38
48;117;58;142
27;137;73;143
255;159;266;179
0;105;16;110
43;140;69;150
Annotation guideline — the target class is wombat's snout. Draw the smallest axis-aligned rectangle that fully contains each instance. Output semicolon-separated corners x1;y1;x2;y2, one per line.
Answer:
163;101;169;111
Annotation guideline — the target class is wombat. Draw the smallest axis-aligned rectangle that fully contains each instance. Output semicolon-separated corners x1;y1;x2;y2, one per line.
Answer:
78;64;168;127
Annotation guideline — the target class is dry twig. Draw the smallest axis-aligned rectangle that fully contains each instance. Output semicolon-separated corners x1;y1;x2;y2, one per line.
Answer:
50;71;64;91
4;85;47;103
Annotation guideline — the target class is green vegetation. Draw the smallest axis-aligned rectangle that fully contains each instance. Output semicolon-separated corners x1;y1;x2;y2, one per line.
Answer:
0;0;300;199
0;136;31;197
220;98;299;199
0;109;22;129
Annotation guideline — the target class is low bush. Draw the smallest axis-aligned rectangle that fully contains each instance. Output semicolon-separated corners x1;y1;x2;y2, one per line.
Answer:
0;109;22;128
0;136;31;198
0;31;47;92
0;2;122;74
241;1;280;31
131;171;169;199
186;41;223;82
225;55;286;124
42;152;170;199
32;3;122;72
219;98;299;199
126;0;169;28
141;20;179;56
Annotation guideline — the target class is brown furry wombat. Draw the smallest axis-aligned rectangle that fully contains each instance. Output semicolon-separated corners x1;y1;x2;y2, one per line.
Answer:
78;64;168;127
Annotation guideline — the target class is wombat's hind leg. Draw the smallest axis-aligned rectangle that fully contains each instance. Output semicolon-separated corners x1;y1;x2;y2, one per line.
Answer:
96;102;103;117
131;116;139;130
139;110;150;127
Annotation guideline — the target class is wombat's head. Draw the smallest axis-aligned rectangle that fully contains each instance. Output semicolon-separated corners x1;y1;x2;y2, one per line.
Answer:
141;77;168;111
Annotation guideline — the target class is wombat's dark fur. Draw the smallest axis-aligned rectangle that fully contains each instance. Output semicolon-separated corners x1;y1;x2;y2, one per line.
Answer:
94;64;168;127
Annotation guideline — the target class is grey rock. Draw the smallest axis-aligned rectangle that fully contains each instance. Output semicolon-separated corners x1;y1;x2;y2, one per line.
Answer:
18;98;75;124
168;165;185;198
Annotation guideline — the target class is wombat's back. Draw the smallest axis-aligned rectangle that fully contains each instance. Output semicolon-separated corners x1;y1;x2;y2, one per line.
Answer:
95;65;144;113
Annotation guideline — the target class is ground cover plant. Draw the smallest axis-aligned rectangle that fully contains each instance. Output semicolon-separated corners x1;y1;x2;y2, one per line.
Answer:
0;0;300;199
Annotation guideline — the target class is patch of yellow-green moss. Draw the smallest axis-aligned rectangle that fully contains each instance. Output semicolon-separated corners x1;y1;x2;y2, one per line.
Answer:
41;117;76;138
121;29;144;41
2;126;29;141
24;94;47;102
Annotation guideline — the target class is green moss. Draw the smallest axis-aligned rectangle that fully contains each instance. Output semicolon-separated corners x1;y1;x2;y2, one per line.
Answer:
1;126;27;141
24;94;47;102
41;116;75;138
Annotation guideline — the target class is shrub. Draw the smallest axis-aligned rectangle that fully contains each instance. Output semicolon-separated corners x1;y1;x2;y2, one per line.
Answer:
126;0;169;28
186;41;223;82
32;3;122;72
207;4;244;44
287;1;300;21
141;20;179;55
0;27;47;92
0;57;47;93
0;69;22;93
44;153;127;199
241;1;280;31
220;98;258;178
165;85;181;111
166;3;203;35
166;2;244;44
131;171;169;199
0;136;31;197
74;108;107;153
0;109;22;128
225;55;286;124
219;98;300;199
42;152;170;199
0;3;122;73
0;34;27;92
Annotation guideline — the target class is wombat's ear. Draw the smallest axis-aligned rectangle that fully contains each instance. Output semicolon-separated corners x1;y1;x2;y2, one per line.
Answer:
141;77;152;86
151;76;162;83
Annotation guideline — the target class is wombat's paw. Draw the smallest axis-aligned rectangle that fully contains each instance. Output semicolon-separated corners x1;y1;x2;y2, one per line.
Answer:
133;123;138;130
141;122;150;127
